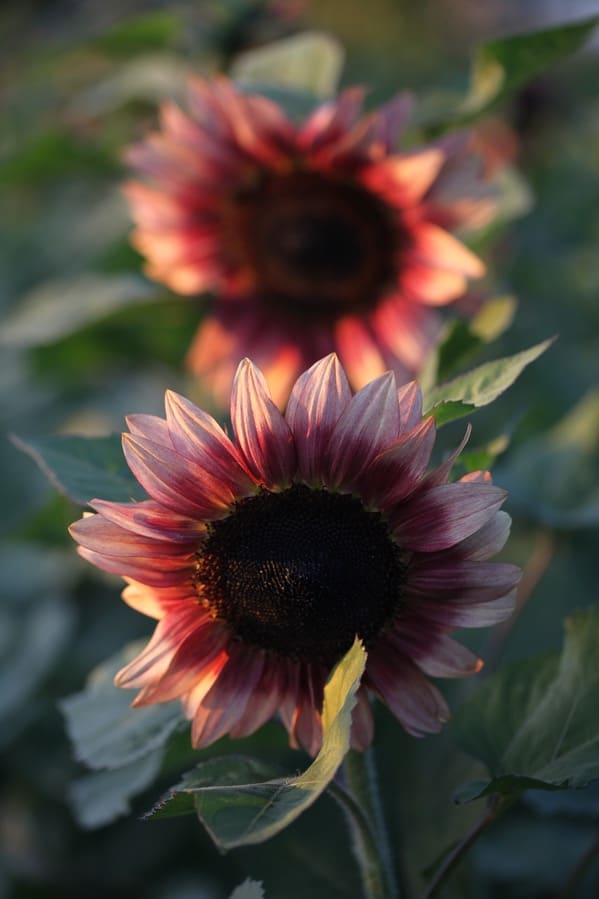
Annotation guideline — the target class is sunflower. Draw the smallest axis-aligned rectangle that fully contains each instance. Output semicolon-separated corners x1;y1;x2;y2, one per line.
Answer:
70;356;519;755
125;78;495;405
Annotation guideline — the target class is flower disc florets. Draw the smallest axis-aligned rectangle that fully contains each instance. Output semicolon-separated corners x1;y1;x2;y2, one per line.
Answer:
125;77;497;404
70;355;520;755
195;484;406;661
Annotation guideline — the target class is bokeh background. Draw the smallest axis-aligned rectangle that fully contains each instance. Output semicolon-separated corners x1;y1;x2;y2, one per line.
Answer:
1;2;599;897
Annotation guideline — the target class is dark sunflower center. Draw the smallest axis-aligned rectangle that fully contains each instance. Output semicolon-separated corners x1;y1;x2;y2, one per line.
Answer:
194;484;405;662
225;170;399;321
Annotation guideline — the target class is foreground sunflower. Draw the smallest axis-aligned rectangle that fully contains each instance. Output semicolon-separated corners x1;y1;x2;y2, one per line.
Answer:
70;356;519;755
125;78;495;404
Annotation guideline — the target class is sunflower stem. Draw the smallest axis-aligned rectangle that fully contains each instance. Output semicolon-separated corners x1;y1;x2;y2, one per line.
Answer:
332;749;399;899
420;794;500;899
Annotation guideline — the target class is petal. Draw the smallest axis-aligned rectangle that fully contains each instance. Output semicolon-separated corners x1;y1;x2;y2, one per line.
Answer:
444;510;512;561
410;223;485;278
401;262;468;306
134;621;230;705
326;371;401;490
363;148;445;205
75;545;192;587
298;87;365;150
397;380;423;431
286;354;351;485
89;499;205;543
229;656;287;739
366;651;449;737
351;688;374;751
126;413;173;446
393;483;507;551
115;605;206;689
231;359;296;487
363;417;436;507
405;592;516;628
291;664;326;757
406;559;522;601
164;390;256;493
190;644;265;748
121;579;194;619
388;628;482;678
335;316;388;390
69;515;194;558
372;296;442;370
369;90;414;150
122;434;238;519
424;426;471;487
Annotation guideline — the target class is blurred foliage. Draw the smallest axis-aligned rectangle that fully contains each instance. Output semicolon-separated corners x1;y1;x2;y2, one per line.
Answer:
1;2;599;898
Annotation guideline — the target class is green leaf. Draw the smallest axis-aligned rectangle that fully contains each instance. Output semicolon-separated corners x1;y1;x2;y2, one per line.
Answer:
147;639;367;847
457;435;510;474
229;879;265;899
454;608;599;802
494;390;599;528
420;18;598;127
462;18;598;119
424;337;554;425
12;433;142;505
68;751;163;829
231;31;344;99
0;275;160;348
470;295;517;342
60;641;183;771
433;296;517;384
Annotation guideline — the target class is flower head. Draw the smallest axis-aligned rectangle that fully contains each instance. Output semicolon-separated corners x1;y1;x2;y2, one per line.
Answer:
70;356;519;755
125;78;495;404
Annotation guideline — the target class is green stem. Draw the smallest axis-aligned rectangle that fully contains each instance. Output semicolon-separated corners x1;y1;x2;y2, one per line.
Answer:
330;750;399;899
421;795;500;899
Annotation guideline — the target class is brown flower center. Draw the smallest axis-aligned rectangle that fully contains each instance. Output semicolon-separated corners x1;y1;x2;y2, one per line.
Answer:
194;484;405;662
222;170;399;321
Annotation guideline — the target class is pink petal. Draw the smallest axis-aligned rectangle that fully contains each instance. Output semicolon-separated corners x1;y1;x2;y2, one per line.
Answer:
190;644;265;748
164;390;256;492
286;354;351;485
122;434;238;519
126;413;173;446
326;371;401;490
121;579;194;620
231;358;296;487
444;510;511;561
70;515;194;558
393;482;507;551
372;296;442;371
407;592;516;628
363;417;436;507
401;262;468;306
229;657;287;739
410;223;485;278
397;380;424;431
291;664;326;757
115;606;206;689
351;688;374;751
335;316;387;390
388;628;483;678
424;425;471;487
366;651;449;737
89;499;205;543
406;559;522;601
363;148;445;205
76;545;192;588
298;87;366;150
134;622;230;705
